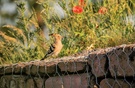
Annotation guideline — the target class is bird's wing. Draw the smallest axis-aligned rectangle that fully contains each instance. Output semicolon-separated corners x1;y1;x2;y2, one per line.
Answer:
41;44;55;60
46;44;55;55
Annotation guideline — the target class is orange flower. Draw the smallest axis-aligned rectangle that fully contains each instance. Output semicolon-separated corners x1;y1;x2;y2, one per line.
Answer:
98;7;107;14
79;0;87;7
73;6;83;14
79;0;84;6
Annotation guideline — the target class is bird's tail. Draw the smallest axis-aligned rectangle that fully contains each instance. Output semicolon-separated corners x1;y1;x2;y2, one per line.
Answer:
41;54;47;60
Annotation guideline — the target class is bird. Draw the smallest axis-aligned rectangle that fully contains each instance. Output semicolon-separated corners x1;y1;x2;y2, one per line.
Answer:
41;33;63;60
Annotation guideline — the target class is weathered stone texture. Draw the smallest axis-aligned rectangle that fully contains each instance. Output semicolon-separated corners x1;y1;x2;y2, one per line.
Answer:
100;78;135;88
107;46;135;77
0;75;46;88
45;73;88;88
0;75;26;88
58;62;86;72
88;49;107;77
129;50;135;73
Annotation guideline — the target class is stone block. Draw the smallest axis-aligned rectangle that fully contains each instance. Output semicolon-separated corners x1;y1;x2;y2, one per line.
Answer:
100;78;135;88
107;47;135;77
58;62;86;73
88;49;107;77
45;73;88;88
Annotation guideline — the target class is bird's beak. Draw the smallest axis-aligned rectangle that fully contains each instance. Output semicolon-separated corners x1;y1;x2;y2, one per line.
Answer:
49;33;54;36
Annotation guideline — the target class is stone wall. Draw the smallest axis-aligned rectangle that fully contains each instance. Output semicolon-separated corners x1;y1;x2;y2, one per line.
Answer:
0;44;135;88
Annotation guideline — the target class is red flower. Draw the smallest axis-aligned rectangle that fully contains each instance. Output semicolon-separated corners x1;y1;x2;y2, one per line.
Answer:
98;7;107;14
73;6;83;14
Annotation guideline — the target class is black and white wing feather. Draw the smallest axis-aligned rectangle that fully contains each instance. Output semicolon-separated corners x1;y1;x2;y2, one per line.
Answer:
41;44;55;60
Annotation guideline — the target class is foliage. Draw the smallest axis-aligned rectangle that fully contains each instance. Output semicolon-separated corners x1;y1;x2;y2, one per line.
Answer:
0;0;135;65
0;2;47;65
40;0;135;56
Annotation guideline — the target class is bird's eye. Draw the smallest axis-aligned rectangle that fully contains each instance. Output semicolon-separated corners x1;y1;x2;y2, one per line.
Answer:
57;35;61;39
